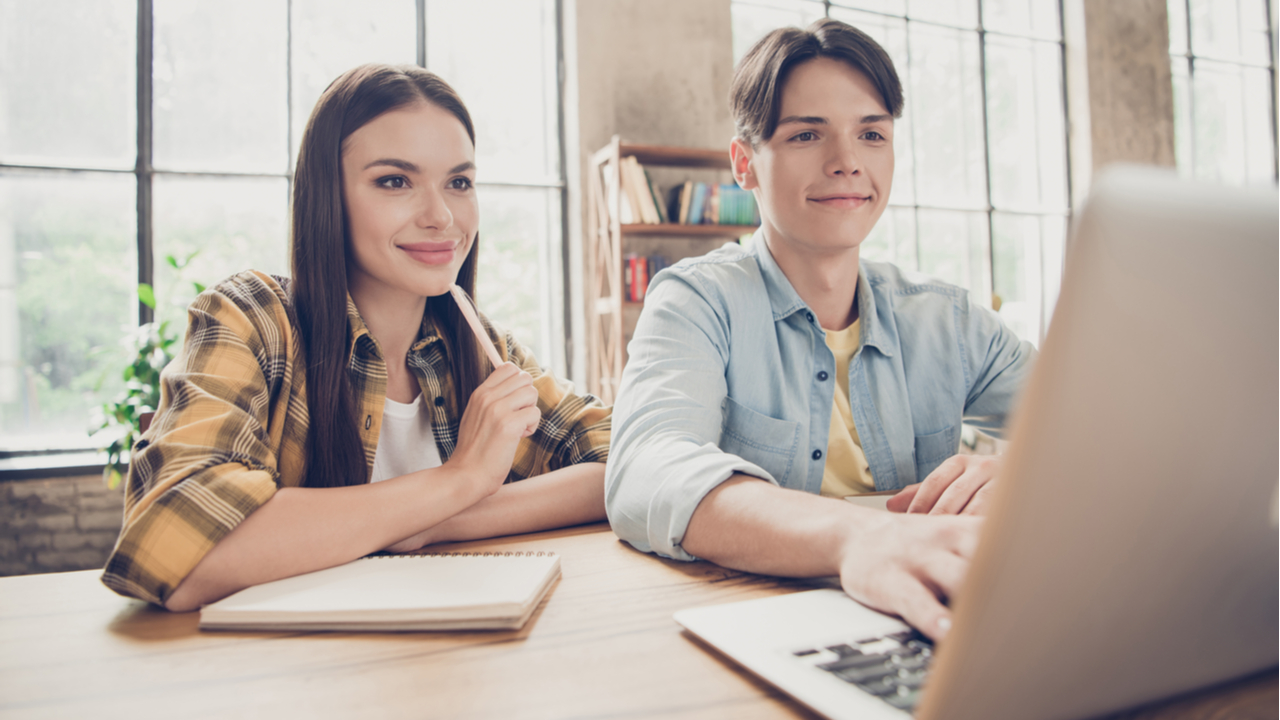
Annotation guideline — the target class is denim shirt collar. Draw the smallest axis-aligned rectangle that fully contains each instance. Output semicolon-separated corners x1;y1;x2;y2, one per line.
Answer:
749;230;895;358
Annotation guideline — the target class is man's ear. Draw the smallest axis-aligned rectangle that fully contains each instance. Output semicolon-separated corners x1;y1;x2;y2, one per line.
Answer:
730;137;757;190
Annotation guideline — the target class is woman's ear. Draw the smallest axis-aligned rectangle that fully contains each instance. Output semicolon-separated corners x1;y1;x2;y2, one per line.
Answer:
730;137;757;190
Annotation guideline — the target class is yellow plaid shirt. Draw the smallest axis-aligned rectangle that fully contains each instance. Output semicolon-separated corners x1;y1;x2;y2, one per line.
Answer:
102;270;611;605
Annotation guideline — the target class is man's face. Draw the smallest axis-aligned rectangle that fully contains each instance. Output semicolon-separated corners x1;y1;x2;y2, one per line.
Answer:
733;57;894;258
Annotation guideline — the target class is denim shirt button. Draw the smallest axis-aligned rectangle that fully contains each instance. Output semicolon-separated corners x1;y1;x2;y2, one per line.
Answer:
805;311;815;323
817;371;829;381
811;449;823;460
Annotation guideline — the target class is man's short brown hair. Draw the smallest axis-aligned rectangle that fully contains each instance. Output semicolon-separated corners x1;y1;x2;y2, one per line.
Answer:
730;18;904;146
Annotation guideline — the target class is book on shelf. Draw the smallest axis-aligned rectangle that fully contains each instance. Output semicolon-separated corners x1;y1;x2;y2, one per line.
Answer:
199;551;561;632
600;163;635;224
607;155;761;228
623;253;670;302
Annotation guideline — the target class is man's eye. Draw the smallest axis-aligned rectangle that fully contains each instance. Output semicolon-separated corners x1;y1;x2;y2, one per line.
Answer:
450;177;474;190
792;131;817;142
863;131;886;142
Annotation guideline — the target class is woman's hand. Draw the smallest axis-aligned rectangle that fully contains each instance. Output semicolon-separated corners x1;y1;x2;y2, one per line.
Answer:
886;454;1001;516
445;361;542;499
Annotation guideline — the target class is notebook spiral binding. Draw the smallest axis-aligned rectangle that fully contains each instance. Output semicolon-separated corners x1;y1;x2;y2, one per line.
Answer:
371;551;557;558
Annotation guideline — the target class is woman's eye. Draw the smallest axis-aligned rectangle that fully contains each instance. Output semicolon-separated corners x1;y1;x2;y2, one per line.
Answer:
791;131;818;142
377;176;408;189
449;176;474;190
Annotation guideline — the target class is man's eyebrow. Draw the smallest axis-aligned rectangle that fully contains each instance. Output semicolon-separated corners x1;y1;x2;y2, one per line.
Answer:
861;114;894;124
776;115;828;126
363;158;419;172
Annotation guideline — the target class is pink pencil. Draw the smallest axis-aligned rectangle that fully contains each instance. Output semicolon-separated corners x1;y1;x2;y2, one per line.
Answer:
449;284;504;369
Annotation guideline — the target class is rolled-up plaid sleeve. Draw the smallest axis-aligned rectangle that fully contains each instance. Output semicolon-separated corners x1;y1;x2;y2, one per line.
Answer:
502;332;611;481
101;272;301;605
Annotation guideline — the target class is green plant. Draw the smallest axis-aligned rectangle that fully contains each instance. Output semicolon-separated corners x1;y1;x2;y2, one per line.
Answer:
96;253;206;488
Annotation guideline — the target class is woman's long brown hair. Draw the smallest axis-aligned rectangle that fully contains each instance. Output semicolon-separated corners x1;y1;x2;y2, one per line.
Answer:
291;64;486;488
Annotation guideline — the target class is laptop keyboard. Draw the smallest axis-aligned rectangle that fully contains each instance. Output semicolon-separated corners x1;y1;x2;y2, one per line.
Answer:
791;629;935;712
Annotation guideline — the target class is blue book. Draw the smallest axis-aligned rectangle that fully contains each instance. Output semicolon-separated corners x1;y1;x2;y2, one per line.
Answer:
687;182;708;225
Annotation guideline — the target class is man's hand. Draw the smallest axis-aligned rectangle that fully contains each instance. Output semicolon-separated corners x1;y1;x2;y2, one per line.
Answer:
886;454;1001;516
837;510;982;640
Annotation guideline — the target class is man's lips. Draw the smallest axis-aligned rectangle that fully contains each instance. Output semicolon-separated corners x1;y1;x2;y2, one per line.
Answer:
808;194;873;208
398;241;460;265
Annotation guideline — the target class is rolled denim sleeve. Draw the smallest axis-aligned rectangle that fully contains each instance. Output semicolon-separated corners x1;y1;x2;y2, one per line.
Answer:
605;272;778;561
959;299;1037;438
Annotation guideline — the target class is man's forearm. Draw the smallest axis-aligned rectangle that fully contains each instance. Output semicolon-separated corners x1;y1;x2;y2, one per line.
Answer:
681;474;889;577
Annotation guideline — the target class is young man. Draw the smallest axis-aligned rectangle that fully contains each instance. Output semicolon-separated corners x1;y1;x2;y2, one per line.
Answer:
604;19;1036;640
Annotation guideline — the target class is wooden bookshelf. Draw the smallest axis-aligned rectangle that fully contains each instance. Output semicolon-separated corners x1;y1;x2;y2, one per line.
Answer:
585;135;757;403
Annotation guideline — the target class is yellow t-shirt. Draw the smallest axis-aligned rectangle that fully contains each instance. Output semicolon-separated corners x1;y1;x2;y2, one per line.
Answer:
820;319;876;497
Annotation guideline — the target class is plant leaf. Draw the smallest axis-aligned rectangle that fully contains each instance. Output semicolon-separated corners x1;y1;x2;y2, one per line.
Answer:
138;283;157;309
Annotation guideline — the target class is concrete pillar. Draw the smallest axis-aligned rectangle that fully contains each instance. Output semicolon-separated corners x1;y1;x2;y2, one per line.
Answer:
1065;0;1177;207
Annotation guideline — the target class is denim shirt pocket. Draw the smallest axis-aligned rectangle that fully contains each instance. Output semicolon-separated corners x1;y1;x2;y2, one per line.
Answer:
912;427;958;483
720;396;800;485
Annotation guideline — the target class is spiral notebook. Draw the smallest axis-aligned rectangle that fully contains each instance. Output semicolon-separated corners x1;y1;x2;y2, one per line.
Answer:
199;551;561;632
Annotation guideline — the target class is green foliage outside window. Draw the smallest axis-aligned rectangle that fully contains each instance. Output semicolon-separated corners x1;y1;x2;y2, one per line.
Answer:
96;252;204;488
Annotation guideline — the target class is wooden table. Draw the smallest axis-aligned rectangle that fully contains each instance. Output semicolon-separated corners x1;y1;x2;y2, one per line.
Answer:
1;523;1274;719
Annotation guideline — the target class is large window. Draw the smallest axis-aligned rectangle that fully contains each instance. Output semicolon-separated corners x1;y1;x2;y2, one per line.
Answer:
0;0;565;455
731;0;1071;349
1168;0;1278;185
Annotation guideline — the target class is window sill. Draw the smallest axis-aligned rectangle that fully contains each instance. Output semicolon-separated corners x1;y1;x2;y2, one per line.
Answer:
0;452;108;482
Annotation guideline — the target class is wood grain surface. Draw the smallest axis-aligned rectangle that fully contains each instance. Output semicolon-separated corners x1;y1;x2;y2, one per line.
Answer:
0;522;1273;720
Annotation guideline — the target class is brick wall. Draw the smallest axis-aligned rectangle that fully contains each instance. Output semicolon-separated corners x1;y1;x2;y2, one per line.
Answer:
1;474;123;576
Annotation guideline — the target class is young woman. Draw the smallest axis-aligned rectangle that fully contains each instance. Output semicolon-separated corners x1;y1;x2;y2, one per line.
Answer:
102;65;610;611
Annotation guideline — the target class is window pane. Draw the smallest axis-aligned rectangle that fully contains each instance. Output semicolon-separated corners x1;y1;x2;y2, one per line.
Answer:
474;185;561;369
0;171;136;451
982;0;1060;40
916;209;989;305
731;1;828;63
986;36;1068;213
152;176;289;329
291;0;417;167
428;0;561;185
991;212;1063;345
1191;60;1277;185
1170;57;1195;178
909;24;988;210
860;207;919;270
1168;0;1189;55
906;0;978;29
1189;0;1273;64
0;0;135;170
832;0;907;18
830;8;916;206
153;0;288;174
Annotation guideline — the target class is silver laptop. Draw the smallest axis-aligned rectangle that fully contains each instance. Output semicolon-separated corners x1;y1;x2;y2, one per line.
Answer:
674;166;1279;720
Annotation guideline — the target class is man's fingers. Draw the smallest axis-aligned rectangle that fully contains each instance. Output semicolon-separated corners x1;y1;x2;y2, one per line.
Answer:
915;548;968;601
886;484;919;513
907;458;962;514
960;482;997;516
891;574;955;642
929;468;986;515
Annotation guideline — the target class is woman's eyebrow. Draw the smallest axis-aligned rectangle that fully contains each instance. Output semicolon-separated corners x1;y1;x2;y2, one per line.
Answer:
363;158;419;172
449;161;476;174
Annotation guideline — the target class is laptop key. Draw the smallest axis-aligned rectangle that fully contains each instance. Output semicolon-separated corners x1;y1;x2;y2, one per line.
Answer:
824;643;859;657
818;652;892;672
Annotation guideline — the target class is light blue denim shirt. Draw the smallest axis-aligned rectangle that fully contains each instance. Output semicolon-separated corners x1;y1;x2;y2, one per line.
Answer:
605;234;1036;561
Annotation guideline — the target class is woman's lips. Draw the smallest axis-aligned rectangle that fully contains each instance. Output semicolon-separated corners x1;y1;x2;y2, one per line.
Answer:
399;241;458;266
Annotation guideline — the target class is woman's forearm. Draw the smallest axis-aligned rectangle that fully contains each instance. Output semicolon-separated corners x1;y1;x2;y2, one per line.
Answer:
164;465;486;612
395;462;607;550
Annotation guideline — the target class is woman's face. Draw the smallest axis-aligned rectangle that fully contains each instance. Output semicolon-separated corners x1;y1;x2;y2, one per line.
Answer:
341;101;478;302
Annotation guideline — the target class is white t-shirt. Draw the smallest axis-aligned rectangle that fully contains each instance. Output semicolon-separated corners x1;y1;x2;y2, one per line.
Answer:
369;395;443;484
